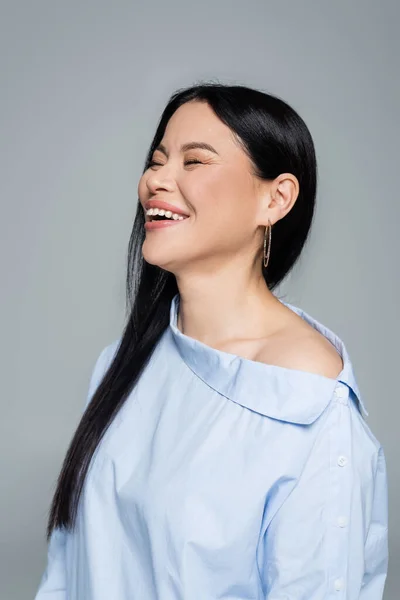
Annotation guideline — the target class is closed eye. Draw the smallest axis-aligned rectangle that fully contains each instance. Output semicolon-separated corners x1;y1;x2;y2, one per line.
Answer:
148;159;202;167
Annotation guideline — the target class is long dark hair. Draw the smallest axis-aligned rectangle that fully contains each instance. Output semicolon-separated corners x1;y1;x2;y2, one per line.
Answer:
46;81;318;540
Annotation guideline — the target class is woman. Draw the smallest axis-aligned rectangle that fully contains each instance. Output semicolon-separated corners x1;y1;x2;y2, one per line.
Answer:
35;83;388;599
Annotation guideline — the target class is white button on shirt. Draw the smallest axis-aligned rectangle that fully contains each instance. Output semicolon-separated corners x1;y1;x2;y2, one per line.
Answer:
334;577;345;591
334;386;347;399
337;516;348;528
338;455;348;467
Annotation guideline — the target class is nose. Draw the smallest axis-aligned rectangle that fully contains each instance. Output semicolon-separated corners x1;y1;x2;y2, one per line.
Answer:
146;163;176;195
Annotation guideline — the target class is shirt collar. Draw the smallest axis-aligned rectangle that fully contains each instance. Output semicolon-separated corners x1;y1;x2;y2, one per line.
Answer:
169;293;368;424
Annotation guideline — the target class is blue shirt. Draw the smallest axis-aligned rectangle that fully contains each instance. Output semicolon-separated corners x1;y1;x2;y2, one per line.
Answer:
35;293;389;599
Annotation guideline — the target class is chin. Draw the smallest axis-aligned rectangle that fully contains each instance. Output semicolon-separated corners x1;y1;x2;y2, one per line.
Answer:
142;236;181;265
141;248;175;272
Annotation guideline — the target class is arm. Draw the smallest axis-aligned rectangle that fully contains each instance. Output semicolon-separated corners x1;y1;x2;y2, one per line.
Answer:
34;342;116;599
360;445;388;598
259;395;389;599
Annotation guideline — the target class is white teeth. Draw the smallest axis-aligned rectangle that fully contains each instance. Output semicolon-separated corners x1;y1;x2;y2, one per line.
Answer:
146;208;187;221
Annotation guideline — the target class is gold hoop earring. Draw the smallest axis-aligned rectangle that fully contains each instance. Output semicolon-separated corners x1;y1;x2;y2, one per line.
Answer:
263;220;272;269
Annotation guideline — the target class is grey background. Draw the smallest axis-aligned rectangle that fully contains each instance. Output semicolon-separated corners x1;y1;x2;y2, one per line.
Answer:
1;1;398;598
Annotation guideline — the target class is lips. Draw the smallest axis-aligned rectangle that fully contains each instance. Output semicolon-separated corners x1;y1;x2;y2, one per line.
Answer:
144;217;189;231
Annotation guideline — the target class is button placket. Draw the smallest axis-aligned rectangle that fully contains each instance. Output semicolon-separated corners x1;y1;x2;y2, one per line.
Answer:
330;401;352;595
336;455;349;530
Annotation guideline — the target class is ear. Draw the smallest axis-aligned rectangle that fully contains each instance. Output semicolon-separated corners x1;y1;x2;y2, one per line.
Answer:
257;173;300;226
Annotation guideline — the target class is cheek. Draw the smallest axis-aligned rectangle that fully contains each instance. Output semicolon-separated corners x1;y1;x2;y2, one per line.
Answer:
191;169;252;226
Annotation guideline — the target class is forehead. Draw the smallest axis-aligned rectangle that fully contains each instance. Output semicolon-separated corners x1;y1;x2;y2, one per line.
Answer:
161;101;239;151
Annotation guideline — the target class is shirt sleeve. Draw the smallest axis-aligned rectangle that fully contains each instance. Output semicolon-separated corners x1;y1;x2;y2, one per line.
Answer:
259;392;389;599
34;343;114;599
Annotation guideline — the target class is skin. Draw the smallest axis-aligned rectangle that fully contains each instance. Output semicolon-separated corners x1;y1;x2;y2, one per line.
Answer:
138;100;343;379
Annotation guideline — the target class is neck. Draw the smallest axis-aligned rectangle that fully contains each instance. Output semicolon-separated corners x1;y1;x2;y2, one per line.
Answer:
174;274;288;347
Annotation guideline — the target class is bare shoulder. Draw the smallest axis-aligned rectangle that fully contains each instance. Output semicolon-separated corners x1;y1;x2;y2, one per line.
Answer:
287;330;344;379
257;317;344;379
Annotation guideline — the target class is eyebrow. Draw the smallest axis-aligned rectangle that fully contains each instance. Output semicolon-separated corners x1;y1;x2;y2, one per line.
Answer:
154;141;219;156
